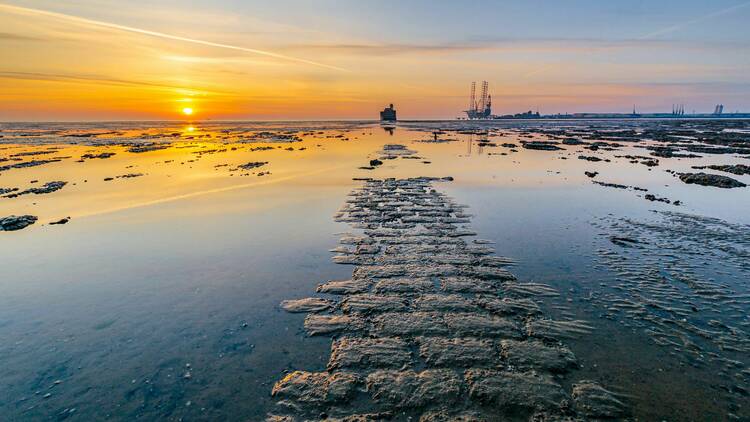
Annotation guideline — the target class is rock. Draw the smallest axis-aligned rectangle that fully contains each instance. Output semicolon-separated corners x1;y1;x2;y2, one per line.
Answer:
127;144;169;153
49;217;70;225
0;215;37;231
238;161;268;170
692;164;750;176
81;152;115;160
271;371;359;408
3;181;67;198
440;277;498;294
678;172;746;188
465;369;567;410
372;312;449;337
366;369;462;408
317;279;371;295
572;381;627;418
499;339;577;372
584;171;598;178
522;141;562;151
373;278;435;294
0;159;61;172
644;194;671;204
562;138;585;145
328;337;412;370
413;294;475;312
304;315;363;336
475;297;541;316
340;294;408;314
418;410;486;422
369;159;383;167
444;313;521;338
418;337;496;367
280;298;335;313
578;155;605;162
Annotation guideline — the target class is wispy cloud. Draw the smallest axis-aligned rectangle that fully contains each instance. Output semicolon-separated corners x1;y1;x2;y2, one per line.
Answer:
280;37;744;57
639;1;750;39
0;3;347;72
0;71;226;95
0;31;44;41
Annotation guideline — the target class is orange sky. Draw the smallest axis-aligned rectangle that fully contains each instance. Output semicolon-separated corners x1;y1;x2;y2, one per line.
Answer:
1;1;748;120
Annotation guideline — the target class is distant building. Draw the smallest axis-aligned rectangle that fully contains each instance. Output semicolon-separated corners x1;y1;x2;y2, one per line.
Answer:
380;104;397;121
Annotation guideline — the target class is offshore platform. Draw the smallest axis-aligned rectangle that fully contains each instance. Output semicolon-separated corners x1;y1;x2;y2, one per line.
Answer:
464;81;492;119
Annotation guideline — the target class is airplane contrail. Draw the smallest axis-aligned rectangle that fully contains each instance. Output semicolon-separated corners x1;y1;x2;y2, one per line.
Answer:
639;1;750;39
523;1;750;79
0;3;348;72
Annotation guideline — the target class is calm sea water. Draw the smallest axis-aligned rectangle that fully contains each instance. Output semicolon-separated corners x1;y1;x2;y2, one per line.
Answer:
1;120;749;420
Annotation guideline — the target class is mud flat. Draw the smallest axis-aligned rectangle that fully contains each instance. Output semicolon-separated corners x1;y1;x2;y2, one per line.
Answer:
270;177;624;420
592;211;750;416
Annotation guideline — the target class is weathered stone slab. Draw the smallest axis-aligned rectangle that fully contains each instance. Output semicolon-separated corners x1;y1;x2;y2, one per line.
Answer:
328;337;412;370
413;294;475;312
443;313;521;338
366;369;462;408
465;369;568;411
470;266;516;280
317;279;371;295
371;312;449;337
271;371;359;408
499;339;577;372
373;278;435;294
418;337;497;367
340;294;408;314
304;315;363;336
280;298;335;313
418;411;485;422
440;277;498;294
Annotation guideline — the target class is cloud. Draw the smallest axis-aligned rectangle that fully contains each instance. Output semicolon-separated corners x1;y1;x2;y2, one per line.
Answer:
279;37;742;57
0;71;226;95
0;31;44;41
0;3;347;72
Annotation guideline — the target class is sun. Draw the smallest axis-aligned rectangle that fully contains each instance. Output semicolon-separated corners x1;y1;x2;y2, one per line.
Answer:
182;107;193;116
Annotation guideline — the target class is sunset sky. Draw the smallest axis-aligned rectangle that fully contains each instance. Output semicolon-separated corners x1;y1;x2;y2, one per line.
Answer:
1;0;749;120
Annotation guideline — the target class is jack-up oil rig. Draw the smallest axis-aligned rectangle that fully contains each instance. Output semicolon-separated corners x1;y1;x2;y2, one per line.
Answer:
464;81;492;119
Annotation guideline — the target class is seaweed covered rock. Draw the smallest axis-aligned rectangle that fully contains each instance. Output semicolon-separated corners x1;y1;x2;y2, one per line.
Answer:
0;215;37;231
679;172;746;188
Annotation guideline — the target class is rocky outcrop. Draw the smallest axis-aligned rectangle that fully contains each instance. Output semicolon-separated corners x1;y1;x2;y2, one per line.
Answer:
0;215;37;231
679;172;746;188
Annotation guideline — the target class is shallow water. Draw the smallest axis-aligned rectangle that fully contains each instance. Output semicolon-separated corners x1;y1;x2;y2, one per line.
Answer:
1;120;749;420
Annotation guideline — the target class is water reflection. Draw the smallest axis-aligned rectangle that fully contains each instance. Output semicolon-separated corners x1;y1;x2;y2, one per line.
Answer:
0;120;749;420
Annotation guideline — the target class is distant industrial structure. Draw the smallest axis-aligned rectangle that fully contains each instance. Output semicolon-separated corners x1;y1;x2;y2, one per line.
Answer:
456;93;749;119
541;103;750;119
464;81;492;119
380;104;397;121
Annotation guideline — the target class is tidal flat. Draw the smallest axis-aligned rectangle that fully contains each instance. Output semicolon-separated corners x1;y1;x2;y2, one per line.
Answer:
1;120;749;420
